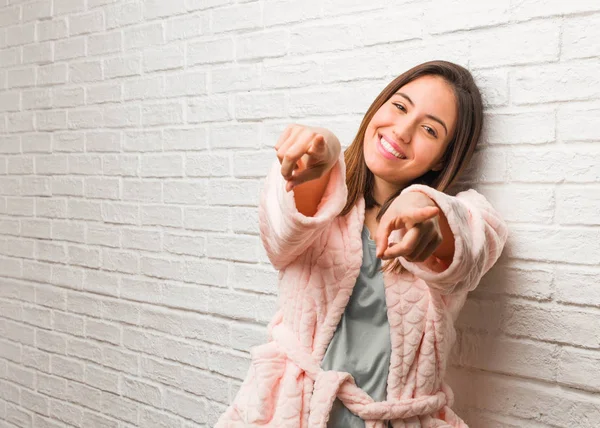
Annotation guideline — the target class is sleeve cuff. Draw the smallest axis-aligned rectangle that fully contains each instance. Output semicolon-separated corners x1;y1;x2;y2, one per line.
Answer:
277;150;348;228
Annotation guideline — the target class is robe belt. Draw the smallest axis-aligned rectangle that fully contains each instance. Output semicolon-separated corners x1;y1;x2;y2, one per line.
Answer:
271;324;449;428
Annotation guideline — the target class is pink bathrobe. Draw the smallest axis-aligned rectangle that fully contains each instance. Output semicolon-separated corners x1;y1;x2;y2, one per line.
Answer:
216;152;508;428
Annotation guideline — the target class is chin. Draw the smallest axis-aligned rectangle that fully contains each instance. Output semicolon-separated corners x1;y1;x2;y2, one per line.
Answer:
365;159;406;188
364;148;404;181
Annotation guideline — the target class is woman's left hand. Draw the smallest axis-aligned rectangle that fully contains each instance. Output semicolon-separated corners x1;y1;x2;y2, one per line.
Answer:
374;192;443;262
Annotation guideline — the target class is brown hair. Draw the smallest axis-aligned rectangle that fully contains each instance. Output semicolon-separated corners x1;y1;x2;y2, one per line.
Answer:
340;60;484;273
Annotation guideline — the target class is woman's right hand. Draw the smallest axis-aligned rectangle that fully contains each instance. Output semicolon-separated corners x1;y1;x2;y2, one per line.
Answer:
274;124;341;192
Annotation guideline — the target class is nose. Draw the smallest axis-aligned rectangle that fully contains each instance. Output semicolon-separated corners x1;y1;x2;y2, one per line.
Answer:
392;123;412;145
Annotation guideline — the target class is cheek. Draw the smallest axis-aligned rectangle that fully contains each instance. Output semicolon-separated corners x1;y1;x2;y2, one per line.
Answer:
374;109;394;124
368;108;393;128
413;140;443;164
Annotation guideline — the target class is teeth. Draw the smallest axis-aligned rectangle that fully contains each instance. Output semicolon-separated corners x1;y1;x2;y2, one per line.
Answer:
380;137;406;159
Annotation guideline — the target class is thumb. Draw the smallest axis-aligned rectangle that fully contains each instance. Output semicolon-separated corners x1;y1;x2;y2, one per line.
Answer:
288;165;325;188
374;218;398;258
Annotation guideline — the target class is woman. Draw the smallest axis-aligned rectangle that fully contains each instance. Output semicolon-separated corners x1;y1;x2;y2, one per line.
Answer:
216;60;508;427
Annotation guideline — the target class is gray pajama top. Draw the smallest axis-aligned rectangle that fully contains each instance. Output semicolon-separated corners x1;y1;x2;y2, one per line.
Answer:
320;224;393;428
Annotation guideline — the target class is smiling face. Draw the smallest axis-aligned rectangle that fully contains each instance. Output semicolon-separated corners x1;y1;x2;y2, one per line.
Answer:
363;75;458;195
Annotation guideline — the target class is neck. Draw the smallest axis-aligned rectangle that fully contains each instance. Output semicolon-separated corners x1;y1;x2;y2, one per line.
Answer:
372;175;405;207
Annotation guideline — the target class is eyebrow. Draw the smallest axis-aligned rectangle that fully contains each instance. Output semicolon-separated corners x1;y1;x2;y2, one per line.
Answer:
394;91;448;136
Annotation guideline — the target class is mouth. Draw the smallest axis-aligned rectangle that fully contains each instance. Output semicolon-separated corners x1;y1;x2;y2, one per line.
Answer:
377;134;407;160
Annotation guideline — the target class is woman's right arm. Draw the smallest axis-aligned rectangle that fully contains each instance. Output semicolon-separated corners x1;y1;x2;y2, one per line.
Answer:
292;160;334;218
258;125;347;271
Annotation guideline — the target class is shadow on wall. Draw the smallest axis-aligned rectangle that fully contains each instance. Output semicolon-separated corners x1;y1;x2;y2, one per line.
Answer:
446;241;527;426
439;110;524;425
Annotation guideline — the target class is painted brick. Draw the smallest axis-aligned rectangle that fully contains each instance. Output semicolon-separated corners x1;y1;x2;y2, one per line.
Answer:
511;0;600;21
163;232;205;256
263;0;320;26
210;64;260;93
0;4;598;427
100;391;138;423
87;83;122;107
424;0;510;34
185;154;230;177
448;368;600;427
235;91;286;120
163;388;205;423
86;364;119;394
37;19;68;42
122;375;162;406
141;205;183;227
101;202;139;225
141;356;181;387
481;110;555;145
262;60;320;90
163;128;207;151
557;106;600;142
512;60;600;105
69;60;103;83
237;30;287;61
165;14;203;41
7;23;36;47
143;43;184;72
555;267;600;308
69;11;105;36
211;3;261;33
557;347;600;392
143;0;186;19
142;103;184;126
210;123;260;149
187;95;232;123
54;133;85;153
161;282;208;312
89;133;121;153
54;38;85;61
102;248;139;274
188;36;234;65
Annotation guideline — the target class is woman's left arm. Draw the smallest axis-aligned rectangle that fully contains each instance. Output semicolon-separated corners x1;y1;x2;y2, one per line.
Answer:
397;184;508;295
431;202;455;264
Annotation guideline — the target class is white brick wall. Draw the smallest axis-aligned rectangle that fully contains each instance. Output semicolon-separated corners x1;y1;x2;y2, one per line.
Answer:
0;0;599;427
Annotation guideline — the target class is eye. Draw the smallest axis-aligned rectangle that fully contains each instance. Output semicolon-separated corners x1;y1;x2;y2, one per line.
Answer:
392;102;406;112
424;126;437;138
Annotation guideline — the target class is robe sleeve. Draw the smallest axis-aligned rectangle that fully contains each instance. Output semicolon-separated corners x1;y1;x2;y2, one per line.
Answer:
395;184;508;295
258;151;348;271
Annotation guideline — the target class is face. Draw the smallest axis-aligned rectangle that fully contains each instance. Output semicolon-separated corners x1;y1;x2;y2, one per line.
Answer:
363;75;458;191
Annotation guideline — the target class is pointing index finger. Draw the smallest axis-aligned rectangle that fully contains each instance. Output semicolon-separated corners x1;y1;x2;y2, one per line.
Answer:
403;206;440;228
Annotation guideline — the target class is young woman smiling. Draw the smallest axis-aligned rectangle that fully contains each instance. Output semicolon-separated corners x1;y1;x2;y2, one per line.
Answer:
217;60;508;428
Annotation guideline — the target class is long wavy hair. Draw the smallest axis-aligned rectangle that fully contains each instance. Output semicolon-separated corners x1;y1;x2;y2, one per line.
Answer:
340;60;484;273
